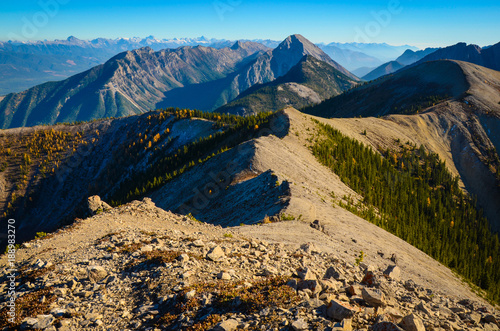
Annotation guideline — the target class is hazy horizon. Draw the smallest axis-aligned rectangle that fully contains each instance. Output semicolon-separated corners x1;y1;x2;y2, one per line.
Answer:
0;0;498;48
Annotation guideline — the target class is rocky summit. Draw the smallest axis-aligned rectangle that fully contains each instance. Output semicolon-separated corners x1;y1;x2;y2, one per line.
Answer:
1;198;498;330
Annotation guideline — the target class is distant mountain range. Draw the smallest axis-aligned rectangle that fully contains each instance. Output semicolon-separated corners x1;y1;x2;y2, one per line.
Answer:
362;42;500;81
0;36;418;95
413;42;500;71
0;35;357;128
362;48;438;81
3;35;500;130
318;45;383;71
0;36;237;95
320;42;419;62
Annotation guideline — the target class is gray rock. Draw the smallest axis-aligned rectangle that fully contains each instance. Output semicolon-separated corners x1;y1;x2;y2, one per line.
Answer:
192;239;205;247
213;318;239;331
383;265;401;281
206;246;225;261
382;308;404;324
401;313;425;331
217;271;231;280
21;318;38;329
437;305;454;318
33;314;55;329
88;266;107;283
185;290;197;300
320;279;341;292
177;253;190;262
88;195;111;215
333;318;352;331
327;300;358;321
362;288;386;308
416;301;431;316
291;318;309;330
300;242;321;254
262;265;278;276
297;267;316;280
134;305;157;315
33;259;49;269
310;220;325;232
483;315;498;324
298;279;322;294
469;311;482;324
140;245;153;252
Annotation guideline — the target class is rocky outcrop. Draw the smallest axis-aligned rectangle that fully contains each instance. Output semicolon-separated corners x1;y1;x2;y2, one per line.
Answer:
0;199;497;330
87;196;111;216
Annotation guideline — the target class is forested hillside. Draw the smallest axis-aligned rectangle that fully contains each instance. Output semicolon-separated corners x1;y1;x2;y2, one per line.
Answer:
312;121;500;303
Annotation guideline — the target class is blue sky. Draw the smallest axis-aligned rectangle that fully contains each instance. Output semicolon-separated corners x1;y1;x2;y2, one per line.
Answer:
0;0;498;48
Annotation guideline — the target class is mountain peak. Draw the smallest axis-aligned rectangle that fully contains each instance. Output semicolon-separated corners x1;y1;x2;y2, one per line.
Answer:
272;34;358;80
231;40;245;50
67;36;81;42
277;34;314;52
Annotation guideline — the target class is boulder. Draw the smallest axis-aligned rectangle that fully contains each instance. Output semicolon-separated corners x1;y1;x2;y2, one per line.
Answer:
291;319;309;330
300;242;321;254
485;323;500;331
327;300;358;321
185;290;196;300
88;196;111;215
362;288;386;308
297;267;316;280
310;220;325;232
88;266;107;283
33;314;55;329
206;246;225;261
213;319;239;331
333;318;352;331
383;265;401;281
297;279;322;294
401;313;425;331
217;271;231;280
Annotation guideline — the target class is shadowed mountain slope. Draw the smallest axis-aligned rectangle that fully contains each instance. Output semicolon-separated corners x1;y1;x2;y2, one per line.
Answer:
217;55;358;115
306;60;468;118
414;42;500;71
